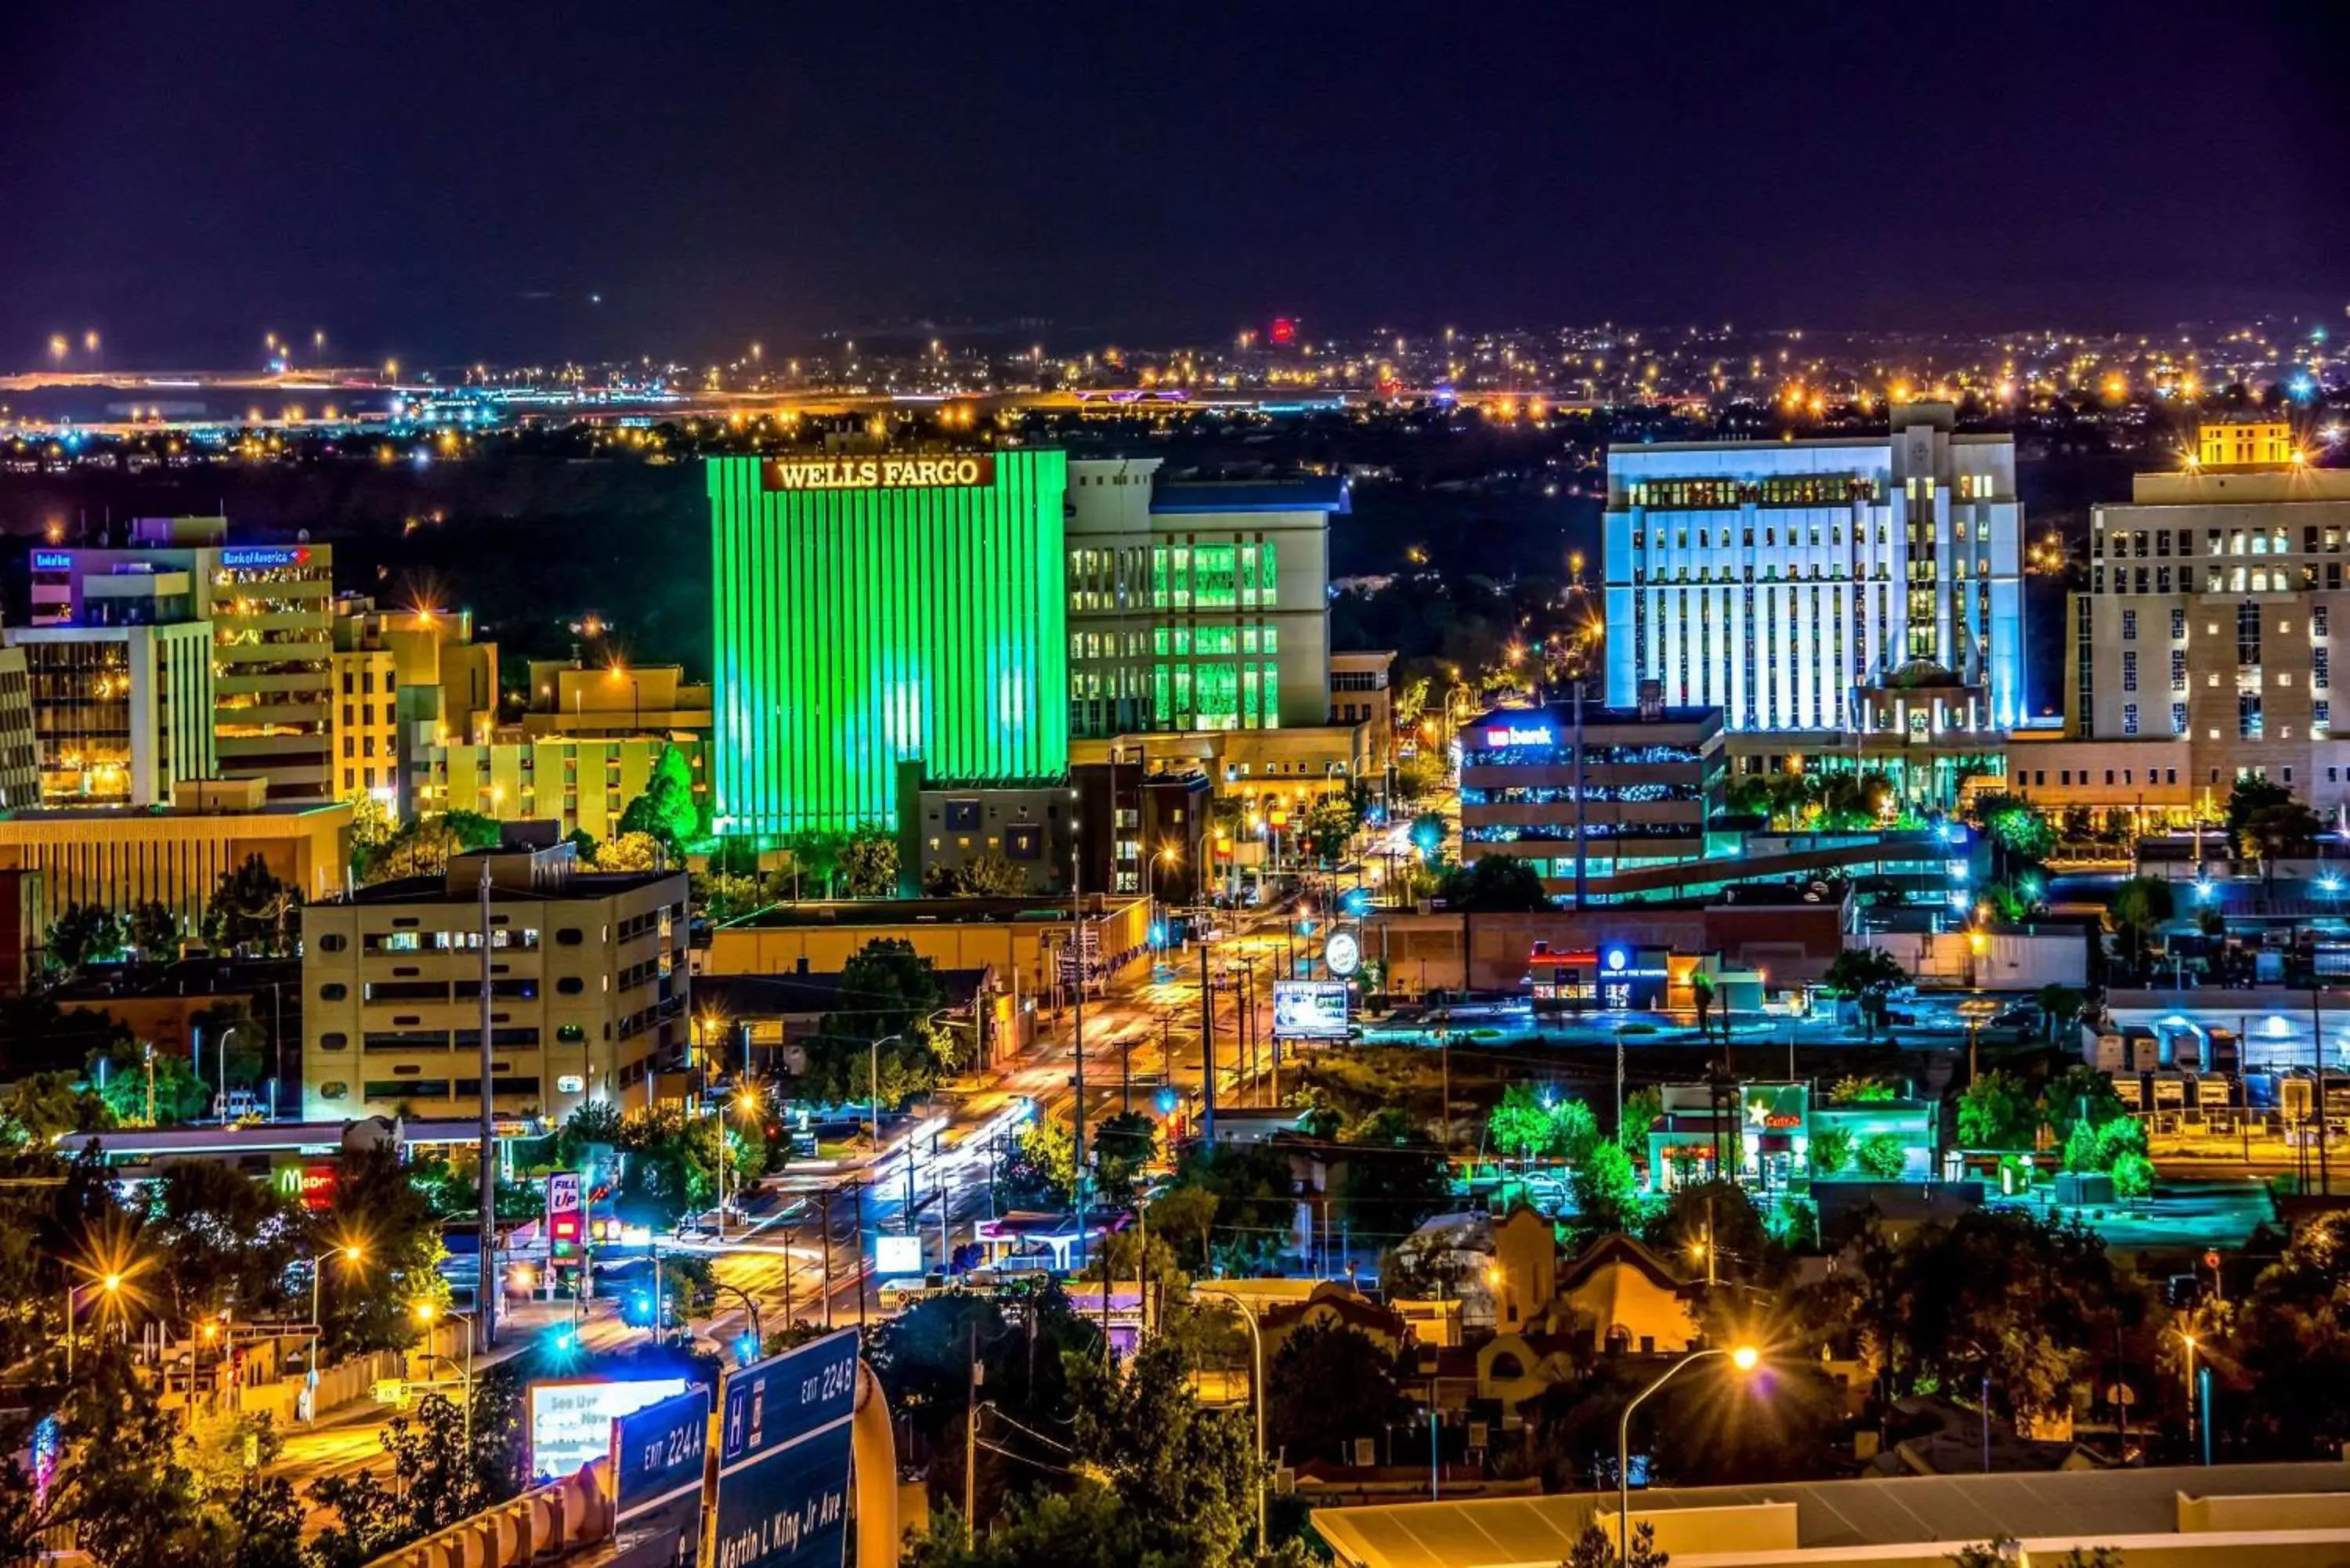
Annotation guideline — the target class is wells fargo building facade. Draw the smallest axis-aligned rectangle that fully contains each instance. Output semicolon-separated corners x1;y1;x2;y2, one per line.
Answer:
707;451;1071;839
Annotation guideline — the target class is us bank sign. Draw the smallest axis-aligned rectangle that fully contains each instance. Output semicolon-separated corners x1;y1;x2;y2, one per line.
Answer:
764;454;996;491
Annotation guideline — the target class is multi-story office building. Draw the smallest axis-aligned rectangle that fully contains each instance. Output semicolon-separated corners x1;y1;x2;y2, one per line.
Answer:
8;620;215;806
328;598;499;808
418;659;709;839
32;518;334;801
300;843;689;1121
0;648;36;811
1063;457;1342;735
1458;700;1726;894
2054;425;2350;815
1603;404;2022;803
707;450;1070;840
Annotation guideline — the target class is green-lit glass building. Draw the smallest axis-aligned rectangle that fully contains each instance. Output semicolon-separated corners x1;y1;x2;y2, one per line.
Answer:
708;450;1069;838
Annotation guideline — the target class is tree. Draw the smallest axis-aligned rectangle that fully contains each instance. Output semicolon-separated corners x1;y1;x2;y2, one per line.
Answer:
1303;793;1365;865
1337;1126;1452;1248
2225;774;2296;850
1489;1083;1558;1163
1810;1125;1855;1176
616;743;701;852
1570;1142;1639;1234
927;851;1029;898
2041;1064;2126;1143
89;1042;208;1126
812;938;950;1108
1091;1111;1159;1209
1855;1133;1909;1180
317;1144;446;1356
1266;1321;1407;1464
0;1070;108;1148
360;811;500;884
1828;1075;1899;1104
2245;799;2325;891
17;1347;208;1568
839;825;899;898
1000;1115;1076;1208
1618;1085;1663;1155
592;829;664;872
1148;1182;1221;1275
1068;1339;1262;1568
781;829;848;898
2034;984;2087;1044
48;902;125;970
1957;1069;2036;1150
1436;855;1553;912
1643;1179;1765;1280
146;1158;307;1324
125;901;180;962
1396;750;1448;803
200;854;299;956
1821;948;1909;1040
1564;1521;1671;1568
2108;876;2175;974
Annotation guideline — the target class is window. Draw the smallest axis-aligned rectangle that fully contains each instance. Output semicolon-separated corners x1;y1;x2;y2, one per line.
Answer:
2319;606;2332;638
2171;702;2187;735
2122;609;2137;640
2240;691;2264;739
557;1024;585;1043
2172;607;2187;640
320;934;347;953
2171;650;2187;692
556;928;584;946
2122;703;2139;735
2122;652;2137;692
319;983;347;1001
557;976;585;995
318;1032;349;1050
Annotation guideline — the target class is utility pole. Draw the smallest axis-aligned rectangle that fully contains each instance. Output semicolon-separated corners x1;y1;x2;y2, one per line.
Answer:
1072;811;1089;1268
819;1188;834;1331
1199;939;1217;1143
476;858;499;1349
2318;983;2331;1196
964;1321;981;1537
854;1180;867;1334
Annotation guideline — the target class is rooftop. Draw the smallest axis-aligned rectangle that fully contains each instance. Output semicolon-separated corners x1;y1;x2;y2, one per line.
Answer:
1314;1461;2350;1568
1150;478;1350;515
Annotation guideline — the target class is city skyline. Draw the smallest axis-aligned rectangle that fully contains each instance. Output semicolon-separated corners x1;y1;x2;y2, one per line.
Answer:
5;4;2348;367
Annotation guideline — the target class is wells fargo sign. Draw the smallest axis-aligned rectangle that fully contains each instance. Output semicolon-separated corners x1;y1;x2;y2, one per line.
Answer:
765;453;996;491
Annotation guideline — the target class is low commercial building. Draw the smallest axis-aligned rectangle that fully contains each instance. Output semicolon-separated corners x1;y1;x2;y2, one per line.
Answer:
300;844;689;1122
1459;700;1726;891
703;895;1152;1008
691;966;1003;1081
0;779;349;929
1366;890;1850;998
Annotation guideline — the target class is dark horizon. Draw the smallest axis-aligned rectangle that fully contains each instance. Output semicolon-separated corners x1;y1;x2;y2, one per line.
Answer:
5;2;2347;369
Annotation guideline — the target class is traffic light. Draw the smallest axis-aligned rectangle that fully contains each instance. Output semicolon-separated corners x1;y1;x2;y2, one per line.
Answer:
734;1332;760;1365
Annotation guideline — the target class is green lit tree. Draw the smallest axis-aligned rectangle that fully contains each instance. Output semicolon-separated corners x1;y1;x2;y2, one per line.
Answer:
48;902;125;971
840;826;900;898
1855;1133;1909;1180
617;743;701;852
1957;1069;2036;1150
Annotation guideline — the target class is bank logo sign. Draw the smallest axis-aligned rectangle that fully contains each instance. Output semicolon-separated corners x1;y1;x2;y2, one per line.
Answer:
765;454;995;491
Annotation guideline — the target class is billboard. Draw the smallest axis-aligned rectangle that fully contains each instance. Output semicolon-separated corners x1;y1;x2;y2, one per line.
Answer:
529;1377;692;1482
1272;980;1351;1042
873;1234;924;1277
712;1329;860;1568
613;1383;711;1566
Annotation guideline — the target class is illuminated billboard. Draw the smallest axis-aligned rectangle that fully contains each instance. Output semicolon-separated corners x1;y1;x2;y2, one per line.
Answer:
529;1377;692;1481
1272;980;1351;1042
873;1234;924;1276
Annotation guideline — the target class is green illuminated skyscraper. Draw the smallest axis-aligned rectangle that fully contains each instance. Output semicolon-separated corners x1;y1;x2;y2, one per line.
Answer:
708;450;1068;837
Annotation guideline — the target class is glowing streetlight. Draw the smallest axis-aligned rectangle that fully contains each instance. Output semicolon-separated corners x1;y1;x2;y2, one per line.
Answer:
1618;1346;1764;1559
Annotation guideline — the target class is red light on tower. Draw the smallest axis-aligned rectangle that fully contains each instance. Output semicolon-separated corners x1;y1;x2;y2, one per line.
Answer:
1268;317;1297;346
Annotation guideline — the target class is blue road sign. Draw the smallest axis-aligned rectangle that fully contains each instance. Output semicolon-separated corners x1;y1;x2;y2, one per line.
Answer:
711;1329;859;1568
613;1384;711;1524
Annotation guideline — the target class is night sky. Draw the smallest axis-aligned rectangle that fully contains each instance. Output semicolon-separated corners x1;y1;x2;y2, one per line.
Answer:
5;2;2346;367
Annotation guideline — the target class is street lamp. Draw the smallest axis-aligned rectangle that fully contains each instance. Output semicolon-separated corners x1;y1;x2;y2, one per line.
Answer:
1617;1345;1762;1561
1193;1288;1266;1550
412;1300;475;1424
63;1270;125;1377
310;1242;363;1371
414;1351;476;1448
